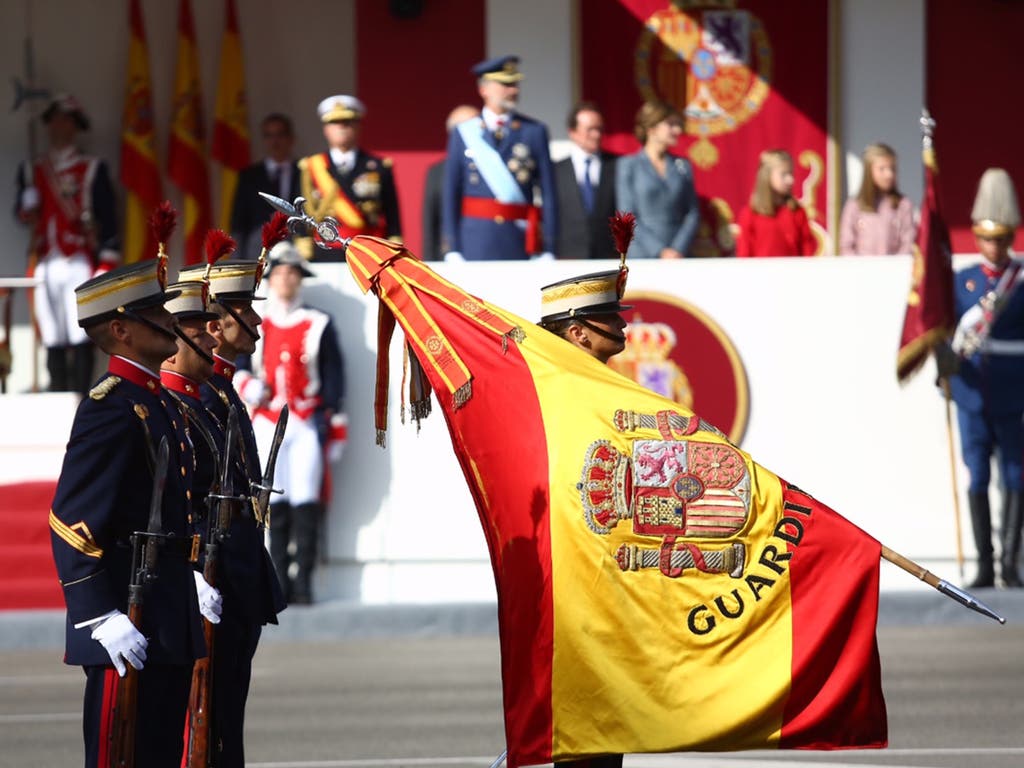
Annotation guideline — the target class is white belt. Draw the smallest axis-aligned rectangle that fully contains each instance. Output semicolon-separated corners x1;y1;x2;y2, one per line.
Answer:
981;339;1024;355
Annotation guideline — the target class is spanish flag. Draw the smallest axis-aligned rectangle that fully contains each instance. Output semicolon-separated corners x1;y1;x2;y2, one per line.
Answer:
896;128;955;382
119;0;161;264
345;238;887;767
167;0;210;265
211;0;250;231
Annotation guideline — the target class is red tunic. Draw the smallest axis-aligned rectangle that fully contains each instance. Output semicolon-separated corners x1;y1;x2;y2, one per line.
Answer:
33;153;99;257
735;203;816;257
253;307;330;422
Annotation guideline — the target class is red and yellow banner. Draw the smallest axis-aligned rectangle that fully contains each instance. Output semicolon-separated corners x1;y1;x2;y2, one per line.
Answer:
167;0;210;265
582;1;830;256
345;237;887;767
897;141;954;382
212;0;250;230
119;0;162;264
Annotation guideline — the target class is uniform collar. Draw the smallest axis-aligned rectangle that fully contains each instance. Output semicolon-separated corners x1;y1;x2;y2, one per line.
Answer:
160;369;202;399
213;354;236;379
109;355;161;393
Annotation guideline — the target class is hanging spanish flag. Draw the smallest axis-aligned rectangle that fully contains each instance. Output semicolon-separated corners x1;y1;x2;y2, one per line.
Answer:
167;0;211;265
344;237;887;767
896;128;955;382
211;0;250;231
119;0;162;264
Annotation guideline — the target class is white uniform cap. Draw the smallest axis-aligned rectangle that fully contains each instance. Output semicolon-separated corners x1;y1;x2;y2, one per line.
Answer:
317;95;366;123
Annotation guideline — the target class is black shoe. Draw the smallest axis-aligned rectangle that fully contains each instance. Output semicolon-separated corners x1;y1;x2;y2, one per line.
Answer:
968;569;995;589
1001;569;1023;588
290;592;312;605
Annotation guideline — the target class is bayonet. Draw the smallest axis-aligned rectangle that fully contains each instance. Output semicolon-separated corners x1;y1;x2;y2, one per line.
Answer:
252;404;288;526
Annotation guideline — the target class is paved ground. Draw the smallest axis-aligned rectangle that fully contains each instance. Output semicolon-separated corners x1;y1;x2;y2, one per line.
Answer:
1;625;1022;768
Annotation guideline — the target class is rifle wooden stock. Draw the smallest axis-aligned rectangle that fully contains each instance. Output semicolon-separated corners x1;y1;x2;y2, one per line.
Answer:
107;595;144;767
185;496;234;767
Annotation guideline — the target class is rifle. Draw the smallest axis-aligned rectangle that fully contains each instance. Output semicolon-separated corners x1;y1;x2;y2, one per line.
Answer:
185;408;240;768
251;404;288;526
107;436;169;768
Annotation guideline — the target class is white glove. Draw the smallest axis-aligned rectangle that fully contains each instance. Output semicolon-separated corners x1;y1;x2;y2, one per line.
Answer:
91;612;147;677
951;304;985;357
443;251;465;263
236;372;266;408
530;251;555;262
19;185;40;211
193;571;223;624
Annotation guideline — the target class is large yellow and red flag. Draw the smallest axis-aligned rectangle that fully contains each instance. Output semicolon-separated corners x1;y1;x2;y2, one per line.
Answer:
119;0;162;264
211;0;250;230
344;237;887;767
167;0;210;265
896;126;955;382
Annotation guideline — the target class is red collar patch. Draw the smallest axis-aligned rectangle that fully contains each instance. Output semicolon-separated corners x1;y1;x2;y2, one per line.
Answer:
160;370;201;399
213;356;236;379
108;356;161;392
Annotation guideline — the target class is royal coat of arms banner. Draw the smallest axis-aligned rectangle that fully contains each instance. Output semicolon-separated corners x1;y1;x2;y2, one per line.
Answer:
582;0;830;256
344;236;886;767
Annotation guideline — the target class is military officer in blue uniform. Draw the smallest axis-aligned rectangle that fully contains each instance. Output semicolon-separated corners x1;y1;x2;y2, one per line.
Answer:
49;258;216;768
178;256;286;767
944;168;1024;588
441;55;559;261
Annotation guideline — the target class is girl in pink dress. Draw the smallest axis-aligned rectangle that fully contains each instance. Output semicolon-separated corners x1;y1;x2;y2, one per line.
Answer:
839;143;916;255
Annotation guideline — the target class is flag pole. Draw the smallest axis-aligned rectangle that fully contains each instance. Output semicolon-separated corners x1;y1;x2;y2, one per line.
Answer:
939;378;966;579
881;544;1004;624
486;748;507;768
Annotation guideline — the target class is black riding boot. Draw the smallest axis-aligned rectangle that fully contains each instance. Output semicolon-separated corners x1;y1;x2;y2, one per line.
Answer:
71;342;95;397
999;490;1023;587
292;503;321;604
968;492;995;588
269;502;293;600
46;345;69;392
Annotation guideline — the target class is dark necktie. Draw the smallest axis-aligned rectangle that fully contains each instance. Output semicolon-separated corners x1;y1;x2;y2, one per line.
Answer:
269;164;281;195
581;156;595;213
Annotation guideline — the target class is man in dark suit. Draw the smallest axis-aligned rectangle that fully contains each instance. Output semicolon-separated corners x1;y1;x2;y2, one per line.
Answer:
230;113;301;261
554;102;618;260
422;105;480;261
441;55;558;261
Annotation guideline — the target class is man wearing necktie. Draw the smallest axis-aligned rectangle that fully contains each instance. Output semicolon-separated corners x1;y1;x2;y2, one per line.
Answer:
441;55;558;261
230;114;301;261
554;102;619;260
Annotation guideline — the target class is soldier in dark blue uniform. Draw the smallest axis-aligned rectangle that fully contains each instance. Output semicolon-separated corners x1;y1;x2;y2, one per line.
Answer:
945;168;1024;588
49;259;211;768
441;55;559;261
178;257;286;767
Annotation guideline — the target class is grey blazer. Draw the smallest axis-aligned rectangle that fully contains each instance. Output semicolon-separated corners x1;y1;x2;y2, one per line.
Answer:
615;151;699;259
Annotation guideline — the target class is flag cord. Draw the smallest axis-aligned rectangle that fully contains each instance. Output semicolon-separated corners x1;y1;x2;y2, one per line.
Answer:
880;545;1004;624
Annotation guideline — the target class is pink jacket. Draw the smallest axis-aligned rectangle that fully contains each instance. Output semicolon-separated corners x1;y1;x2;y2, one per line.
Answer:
839;196;916;255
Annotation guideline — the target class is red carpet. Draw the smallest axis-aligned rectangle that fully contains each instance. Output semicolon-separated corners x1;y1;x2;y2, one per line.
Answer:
0;480;63;610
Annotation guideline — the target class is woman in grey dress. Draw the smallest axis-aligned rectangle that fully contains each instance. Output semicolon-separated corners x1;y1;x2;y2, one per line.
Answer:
615;101;699;259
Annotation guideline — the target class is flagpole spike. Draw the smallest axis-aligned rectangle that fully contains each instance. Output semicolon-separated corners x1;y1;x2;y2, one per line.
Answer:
881;545;1005;624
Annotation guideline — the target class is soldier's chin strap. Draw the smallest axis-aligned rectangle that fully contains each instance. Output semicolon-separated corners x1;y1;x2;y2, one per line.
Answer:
576;317;626;345
213;298;260;341
118;307;180;343
173;325;215;365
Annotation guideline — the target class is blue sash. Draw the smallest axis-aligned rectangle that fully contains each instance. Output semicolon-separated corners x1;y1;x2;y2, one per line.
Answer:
456;119;526;204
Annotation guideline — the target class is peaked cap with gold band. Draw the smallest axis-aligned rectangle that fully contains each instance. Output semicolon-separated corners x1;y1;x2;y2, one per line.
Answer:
539;270;632;325
471;55;524;84
75;258;178;327
178;260;265;302
971;167;1022;239
164;278;219;321
317;94;366;123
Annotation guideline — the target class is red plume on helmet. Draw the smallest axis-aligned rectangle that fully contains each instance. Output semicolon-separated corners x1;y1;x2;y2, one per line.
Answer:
609;211;636;260
150;201;178;255
261;212;290;254
204;229;237;265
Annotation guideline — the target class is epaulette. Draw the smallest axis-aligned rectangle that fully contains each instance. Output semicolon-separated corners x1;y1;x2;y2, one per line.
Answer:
382;157;393;168
89;375;122;401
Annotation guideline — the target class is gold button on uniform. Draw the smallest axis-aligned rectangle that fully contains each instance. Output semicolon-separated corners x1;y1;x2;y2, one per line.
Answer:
180;466;186;477
494;215;505;224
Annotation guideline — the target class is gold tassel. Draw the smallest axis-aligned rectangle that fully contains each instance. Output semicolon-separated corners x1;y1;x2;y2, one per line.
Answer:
407;348;432;430
376;429;387;448
453;380;473;410
501;326;526;353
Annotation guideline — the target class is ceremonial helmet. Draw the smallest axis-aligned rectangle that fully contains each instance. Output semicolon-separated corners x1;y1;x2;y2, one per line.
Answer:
971;168;1021;239
75;260;179;328
539;270;632;326
267;241;314;278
